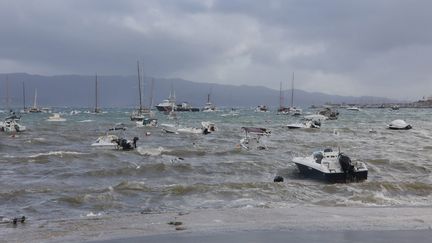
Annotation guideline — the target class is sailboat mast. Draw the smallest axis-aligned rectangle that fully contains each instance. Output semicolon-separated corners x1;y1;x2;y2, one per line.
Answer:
95;73;98;112
149;78;155;109
22;82;26;110
33;89;37;109
279;81;283;108
291;72;294;108
6;75;10;110
137;60;143;111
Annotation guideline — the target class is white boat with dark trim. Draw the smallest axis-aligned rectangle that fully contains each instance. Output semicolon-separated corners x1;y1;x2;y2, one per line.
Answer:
161;121;216;135
286;120;321;129
388;119;412;130
91;125;139;150
1;115;26;133
239;127;270;150
292;148;368;182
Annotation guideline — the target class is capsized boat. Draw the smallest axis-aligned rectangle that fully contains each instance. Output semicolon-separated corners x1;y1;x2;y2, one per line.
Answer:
388;119;412;130
239;127;270;150
292;149;368;182
286;120;321;129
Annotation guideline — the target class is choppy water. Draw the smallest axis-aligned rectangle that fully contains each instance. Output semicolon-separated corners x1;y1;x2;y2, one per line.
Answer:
1;108;432;220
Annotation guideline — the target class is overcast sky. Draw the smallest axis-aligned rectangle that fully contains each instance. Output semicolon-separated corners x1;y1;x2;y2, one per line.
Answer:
1;0;431;100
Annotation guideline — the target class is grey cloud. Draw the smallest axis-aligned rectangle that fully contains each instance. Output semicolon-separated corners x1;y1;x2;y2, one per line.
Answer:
0;0;431;99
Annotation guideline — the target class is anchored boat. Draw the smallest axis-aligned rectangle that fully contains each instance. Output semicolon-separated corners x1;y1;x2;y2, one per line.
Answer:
292;148;368;182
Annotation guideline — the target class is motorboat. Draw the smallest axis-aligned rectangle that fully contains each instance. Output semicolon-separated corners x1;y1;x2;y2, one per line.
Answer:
91;125;139;150
136;117;158;127
318;107;339;120
255;105;269;112
1;116;26;133
286;120;321;129
388;119;412;130
390;105;400;110
346;106;360;111
202;93;216;112
175;102;199;112
304;114;328;122
46;113;66;122
292;148;368;182
161;121;216;135
239;127;270;150
156;84;176;112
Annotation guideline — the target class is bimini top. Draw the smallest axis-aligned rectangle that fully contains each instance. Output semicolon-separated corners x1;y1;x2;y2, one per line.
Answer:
241;127;270;134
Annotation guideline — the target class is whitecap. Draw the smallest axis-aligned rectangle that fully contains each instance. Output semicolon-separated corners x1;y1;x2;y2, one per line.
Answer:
137;146;165;156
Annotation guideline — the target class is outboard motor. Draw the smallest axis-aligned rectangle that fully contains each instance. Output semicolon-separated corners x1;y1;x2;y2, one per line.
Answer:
202;128;210;135
339;153;355;181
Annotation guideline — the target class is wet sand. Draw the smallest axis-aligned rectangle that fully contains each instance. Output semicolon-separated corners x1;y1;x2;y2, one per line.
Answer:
2;205;432;242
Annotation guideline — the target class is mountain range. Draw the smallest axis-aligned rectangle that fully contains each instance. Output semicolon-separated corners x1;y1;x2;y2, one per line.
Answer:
0;73;398;109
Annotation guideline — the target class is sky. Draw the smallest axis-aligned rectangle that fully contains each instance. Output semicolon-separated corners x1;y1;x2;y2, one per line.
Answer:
0;0;431;100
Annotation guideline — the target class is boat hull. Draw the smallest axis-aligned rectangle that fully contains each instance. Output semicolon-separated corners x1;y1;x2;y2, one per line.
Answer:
295;163;368;182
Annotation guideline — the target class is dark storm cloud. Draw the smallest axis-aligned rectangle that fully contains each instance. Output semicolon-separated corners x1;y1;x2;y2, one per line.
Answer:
1;0;431;99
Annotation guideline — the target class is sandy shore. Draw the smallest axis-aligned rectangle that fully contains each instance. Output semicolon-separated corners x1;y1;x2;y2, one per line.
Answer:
1;205;432;242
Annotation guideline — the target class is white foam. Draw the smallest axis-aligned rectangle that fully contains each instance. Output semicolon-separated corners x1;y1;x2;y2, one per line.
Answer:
78;120;93;123
28;151;87;158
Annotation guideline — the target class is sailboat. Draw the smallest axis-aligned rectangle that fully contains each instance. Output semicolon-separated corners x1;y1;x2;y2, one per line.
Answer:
277;81;289;114
130;61;149;121
287;73;302;116
94;73;101;113
28;88;42;113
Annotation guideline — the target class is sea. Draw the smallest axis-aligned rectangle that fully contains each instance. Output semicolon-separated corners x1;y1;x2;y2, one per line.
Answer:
1;108;432;221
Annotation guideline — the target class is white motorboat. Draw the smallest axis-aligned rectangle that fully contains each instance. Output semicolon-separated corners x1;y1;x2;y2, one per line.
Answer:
202;93;216;112
286;120;321;129
0;116;26;133
161;121;216;135
91;125;139;150
292;148;368;182
346;106;360;111
304;114;328;122
239;127;270;150
46;113;66;122
388;119;412;130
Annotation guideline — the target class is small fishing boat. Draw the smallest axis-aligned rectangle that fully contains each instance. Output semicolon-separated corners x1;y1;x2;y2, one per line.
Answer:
239;127;270;150
292;148;368;182
46;113;66;122
388;119;412;130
